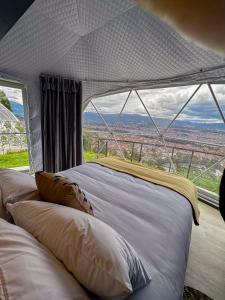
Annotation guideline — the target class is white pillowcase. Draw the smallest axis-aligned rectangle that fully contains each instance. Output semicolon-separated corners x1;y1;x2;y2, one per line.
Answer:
0;218;90;300
7;201;150;299
0;169;40;221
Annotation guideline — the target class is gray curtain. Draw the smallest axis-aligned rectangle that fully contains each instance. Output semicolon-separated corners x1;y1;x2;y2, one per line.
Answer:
40;75;82;172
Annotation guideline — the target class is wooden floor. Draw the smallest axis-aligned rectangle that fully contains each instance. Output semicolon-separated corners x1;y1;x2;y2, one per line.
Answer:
185;201;225;300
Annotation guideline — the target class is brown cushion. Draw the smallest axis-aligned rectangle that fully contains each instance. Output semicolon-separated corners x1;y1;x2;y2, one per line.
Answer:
35;172;94;215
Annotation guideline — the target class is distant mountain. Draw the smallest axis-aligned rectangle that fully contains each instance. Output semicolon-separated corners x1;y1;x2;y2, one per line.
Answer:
10;101;24;120
84;112;151;126
84;112;225;131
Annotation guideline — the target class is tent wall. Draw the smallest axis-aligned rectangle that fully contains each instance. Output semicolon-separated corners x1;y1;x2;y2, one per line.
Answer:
82;66;225;107
1;0;225;170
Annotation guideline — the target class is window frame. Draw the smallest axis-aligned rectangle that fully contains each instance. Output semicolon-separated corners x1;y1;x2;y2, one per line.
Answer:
0;78;31;170
83;84;225;208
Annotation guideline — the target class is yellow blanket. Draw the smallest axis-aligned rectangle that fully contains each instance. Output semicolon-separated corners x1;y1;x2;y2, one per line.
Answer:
95;158;199;225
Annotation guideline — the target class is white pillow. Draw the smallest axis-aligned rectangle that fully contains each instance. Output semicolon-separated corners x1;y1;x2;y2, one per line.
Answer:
0;218;90;300
7;201;150;299
0;169;40;220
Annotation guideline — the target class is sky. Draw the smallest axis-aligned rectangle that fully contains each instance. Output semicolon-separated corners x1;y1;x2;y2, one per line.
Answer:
1;83;225;123
87;84;225;123
0;85;23;104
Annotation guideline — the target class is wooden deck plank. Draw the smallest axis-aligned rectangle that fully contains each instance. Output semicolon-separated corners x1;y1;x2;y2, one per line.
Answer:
185;202;225;300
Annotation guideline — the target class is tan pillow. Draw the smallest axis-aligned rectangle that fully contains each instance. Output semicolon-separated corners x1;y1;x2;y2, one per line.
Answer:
0;218;90;300
7;201;150;299
35;171;94;215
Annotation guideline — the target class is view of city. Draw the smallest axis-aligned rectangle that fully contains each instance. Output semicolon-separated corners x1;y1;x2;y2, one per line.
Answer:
83;84;225;196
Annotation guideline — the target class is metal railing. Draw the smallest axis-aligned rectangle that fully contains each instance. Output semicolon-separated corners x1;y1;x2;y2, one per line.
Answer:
84;133;223;204
93;137;224;177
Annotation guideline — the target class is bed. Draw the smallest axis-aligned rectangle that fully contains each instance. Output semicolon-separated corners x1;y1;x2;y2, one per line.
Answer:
58;162;194;300
0;162;194;299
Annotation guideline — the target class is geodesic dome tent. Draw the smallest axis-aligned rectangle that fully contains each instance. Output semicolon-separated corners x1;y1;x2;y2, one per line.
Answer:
0;0;225;170
0;102;18;122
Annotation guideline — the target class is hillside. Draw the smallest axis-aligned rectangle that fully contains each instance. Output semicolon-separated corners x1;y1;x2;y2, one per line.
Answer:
84;112;225;131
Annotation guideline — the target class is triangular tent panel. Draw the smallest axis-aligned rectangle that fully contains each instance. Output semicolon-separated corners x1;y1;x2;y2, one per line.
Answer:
0;0;225;170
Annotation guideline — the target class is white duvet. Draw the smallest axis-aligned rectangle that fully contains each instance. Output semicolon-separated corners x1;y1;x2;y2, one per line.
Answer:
60;163;193;300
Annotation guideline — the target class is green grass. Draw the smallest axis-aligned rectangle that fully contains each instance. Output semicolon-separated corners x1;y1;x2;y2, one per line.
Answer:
84;150;105;161
189;171;219;194
84;151;97;161
176;168;219;194
0;150;29;168
0;150;99;169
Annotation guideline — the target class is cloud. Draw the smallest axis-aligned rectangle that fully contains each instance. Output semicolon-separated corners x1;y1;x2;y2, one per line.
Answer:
87;84;225;123
1;83;224;123
0;85;23;104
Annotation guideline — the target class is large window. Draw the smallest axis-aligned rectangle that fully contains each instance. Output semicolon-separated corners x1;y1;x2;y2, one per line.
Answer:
83;84;225;204
0;81;29;171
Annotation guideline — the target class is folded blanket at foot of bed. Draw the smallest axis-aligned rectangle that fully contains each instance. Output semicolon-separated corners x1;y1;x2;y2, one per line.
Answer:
94;158;199;225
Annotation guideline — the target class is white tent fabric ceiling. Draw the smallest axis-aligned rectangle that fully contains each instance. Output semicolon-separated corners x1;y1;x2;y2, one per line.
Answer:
0;0;225;170
1;0;225;84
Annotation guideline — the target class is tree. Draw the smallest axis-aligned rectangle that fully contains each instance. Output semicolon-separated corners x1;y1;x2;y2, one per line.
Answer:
0;90;12;112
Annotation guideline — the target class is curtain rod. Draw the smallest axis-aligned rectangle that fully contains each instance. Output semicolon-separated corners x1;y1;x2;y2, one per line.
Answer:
40;74;77;81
